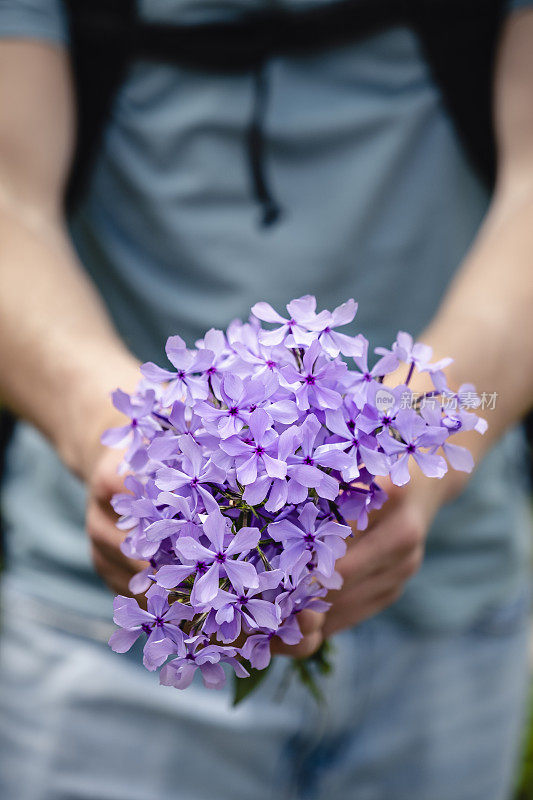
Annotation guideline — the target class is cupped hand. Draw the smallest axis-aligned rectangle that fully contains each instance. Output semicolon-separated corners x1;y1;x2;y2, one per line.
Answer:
274;465;450;658
322;476;432;638
85;444;147;597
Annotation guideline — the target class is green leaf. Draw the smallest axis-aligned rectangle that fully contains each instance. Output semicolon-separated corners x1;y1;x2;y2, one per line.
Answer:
292;657;325;704
291;640;335;704
232;661;273;706
310;639;334;676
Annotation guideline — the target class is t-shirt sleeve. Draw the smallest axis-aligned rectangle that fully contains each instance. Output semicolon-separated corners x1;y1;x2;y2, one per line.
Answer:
0;0;68;45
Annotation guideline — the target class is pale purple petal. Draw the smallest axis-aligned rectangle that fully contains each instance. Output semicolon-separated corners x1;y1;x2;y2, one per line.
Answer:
248;408;271;445
245;599;279;630
443;442;474;472
242;475;272;506
262;453;287;479
225;526;260;557
202;511;226;551
223;559;259;591
109;628;142;653
101;425;131;447
160;661;197;689
173;537;214;562
358;444;390;476
413;450;447;479
251;302;287;324
141;363;176;383
193;563;221;604
113;596;153;629
155;468;190;491
390;453;411;486
143;636;179;671
145;519;182;542
155;565;195;589
286;295;316;322
236;454;258;485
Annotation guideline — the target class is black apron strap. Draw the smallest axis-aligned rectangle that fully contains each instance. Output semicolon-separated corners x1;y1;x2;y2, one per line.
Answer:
63;0;506;220
413;0;505;191
64;0;137;212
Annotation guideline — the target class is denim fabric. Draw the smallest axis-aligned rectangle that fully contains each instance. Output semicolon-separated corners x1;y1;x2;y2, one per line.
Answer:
0;583;530;800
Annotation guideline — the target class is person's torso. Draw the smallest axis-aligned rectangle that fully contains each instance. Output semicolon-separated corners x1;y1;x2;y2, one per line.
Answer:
1;0;530;627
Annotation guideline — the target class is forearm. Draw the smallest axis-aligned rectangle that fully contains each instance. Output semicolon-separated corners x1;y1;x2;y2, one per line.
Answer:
421;185;533;456
0;197;139;479
420;10;533;464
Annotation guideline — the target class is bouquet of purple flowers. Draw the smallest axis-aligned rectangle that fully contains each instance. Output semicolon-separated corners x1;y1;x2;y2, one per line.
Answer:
103;296;485;701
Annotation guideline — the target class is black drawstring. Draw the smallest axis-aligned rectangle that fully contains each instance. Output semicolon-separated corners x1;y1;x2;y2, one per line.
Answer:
248;63;282;227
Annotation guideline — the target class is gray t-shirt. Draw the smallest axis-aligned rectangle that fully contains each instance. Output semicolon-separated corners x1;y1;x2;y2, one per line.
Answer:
1;0;531;629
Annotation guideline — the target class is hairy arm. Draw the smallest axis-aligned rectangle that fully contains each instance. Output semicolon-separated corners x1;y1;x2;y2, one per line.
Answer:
0;40;142;594
315;9;533;642
0;40;139;480
420;8;533;463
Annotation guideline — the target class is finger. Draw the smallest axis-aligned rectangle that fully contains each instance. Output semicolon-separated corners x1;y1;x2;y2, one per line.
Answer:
338;508;423;590
295;609;324;636
323;587;402;637
96;493;121;521
270;609;324;658
271;630;323;660
87;501;146;575
88;446;132;506
91;547;139;597
327;543;423;609
323;547;423;636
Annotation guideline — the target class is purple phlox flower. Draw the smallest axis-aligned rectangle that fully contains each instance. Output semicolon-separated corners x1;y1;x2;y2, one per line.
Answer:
340;467;387;530
325;406;389;480
108;585;194;671
378;408;448;486
305;298;365;358
240;616;303;670
145;492;202;544
346;339;397;406
437;383;487;436
251;425;301;512
252;295;319;347
101;389;159;469
262;384;300;425
194;328;236;394
154;525;211;592
268;502;350;580
204;569;283;643
173;511;260;604
117;482;173;560
276;572;331;617
220;409;287;495
355;384;407;434
111;475;149;530
232;335;292;378
102;297;484;692
285;413;348;502
160;636;249;690
281;339;345;411
141;335;214;404
147;402;206;461
375;331;452;378
128;565;156;595
197;372;277;439
443;407;487;437
155;434;224;512
419;404;475;473
226;316;260;346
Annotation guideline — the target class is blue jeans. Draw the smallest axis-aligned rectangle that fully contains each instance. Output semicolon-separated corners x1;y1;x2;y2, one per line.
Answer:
0;584;530;800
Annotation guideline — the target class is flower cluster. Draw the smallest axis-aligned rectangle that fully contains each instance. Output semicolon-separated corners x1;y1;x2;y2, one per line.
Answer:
103;296;485;692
